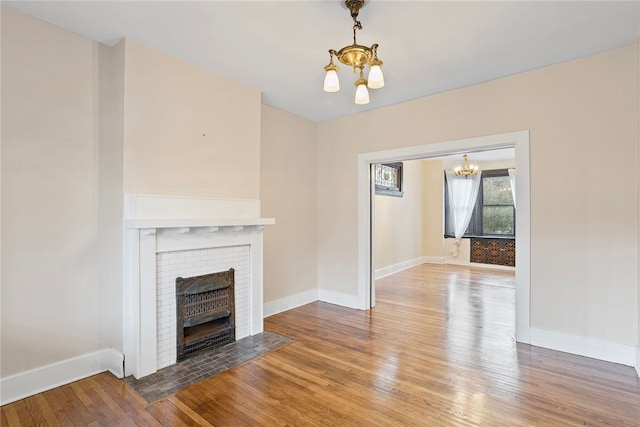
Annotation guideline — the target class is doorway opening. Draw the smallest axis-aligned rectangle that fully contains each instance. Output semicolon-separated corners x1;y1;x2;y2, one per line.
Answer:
357;130;531;344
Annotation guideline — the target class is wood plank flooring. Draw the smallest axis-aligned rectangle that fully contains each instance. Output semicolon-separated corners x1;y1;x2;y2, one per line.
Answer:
2;263;639;426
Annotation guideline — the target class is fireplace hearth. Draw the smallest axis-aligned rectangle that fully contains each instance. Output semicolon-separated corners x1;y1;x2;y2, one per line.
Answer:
176;269;236;362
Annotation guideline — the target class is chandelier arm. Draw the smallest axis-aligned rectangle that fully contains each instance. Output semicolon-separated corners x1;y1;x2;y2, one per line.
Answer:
328;49;337;64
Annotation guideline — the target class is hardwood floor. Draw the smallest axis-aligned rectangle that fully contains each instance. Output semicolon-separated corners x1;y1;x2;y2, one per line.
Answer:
3;264;639;426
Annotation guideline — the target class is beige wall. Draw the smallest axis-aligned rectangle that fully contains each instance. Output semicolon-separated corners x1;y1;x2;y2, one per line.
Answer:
422;160;444;259
1;9;264;379
318;44;639;346
122;39;261;199
97;41;125;352
0;4;3;378
260;105;317;303
1;8;122;375
374;160;424;270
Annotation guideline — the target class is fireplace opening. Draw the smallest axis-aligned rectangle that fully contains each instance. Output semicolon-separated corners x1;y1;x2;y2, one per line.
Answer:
176;268;235;362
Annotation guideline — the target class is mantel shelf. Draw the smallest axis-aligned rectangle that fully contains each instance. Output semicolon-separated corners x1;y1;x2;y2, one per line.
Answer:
124;217;275;230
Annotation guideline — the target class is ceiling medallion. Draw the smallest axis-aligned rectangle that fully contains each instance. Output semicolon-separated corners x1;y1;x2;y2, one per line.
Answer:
323;0;384;105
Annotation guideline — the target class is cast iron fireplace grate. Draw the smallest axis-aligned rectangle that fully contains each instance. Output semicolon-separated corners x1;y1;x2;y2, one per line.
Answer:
176;268;235;362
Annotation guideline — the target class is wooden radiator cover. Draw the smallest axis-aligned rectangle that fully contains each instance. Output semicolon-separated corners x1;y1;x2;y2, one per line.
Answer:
470;238;515;267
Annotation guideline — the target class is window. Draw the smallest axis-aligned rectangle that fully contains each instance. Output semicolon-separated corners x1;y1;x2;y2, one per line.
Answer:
374;163;404;197
444;169;515;237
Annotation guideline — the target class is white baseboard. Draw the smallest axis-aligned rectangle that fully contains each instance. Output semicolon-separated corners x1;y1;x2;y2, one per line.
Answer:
103;347;125;378
445;258;516;272
318;289;364;310
263;289;319;317
444;258;471;267
636;347;640;378
530;327;636;367
423;256;445;264
0;348;124;405
375;256;426;280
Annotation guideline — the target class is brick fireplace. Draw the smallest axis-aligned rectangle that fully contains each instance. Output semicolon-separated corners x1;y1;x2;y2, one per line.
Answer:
123;194;274;379
157;247;249;369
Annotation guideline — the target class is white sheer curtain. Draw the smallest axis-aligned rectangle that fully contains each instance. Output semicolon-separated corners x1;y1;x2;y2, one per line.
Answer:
508;168;516;208
445;170;481;257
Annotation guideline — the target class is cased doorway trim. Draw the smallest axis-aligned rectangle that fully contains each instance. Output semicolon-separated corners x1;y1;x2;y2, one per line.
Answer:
357;130;531;344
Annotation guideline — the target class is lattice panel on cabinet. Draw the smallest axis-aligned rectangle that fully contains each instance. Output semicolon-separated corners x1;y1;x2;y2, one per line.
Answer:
470;238;515;267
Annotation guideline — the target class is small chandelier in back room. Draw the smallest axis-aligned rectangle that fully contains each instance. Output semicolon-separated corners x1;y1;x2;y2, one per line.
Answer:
323;0;384;105
454;154;479;177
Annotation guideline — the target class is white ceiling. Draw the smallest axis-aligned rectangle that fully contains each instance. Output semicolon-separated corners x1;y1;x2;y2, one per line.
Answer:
5;1;640;122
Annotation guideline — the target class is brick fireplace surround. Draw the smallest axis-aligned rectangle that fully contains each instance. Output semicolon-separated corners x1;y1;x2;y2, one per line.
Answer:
123;194;274;379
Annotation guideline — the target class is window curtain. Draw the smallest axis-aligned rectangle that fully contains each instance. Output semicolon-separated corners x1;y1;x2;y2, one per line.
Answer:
508;168;516;208
445;170;481;257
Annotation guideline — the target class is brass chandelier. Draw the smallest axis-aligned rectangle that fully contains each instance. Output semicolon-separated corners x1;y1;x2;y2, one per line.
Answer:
323;0;384;105
454;155;479;177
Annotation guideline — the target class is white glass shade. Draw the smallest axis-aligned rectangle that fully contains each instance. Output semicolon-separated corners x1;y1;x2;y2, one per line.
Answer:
354;83;370;105
367;64;384;89
323;69;340;93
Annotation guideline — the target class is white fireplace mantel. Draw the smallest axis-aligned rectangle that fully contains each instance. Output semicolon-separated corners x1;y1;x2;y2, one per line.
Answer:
122;194;274;378
124;217;274;230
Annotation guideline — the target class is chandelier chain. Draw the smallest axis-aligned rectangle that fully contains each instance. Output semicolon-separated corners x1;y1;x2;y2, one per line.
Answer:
352;21;362;45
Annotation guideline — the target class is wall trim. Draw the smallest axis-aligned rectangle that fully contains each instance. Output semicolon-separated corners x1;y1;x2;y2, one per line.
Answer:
444;258;516;272
263;289;319;317
0;348;124;406
318;289;363;309
530;328;636;367
636;347;640;378
375;257;426;280
423;256;445;264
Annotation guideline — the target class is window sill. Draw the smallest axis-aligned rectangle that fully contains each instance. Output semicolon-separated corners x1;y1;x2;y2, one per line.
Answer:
443;235;515;240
